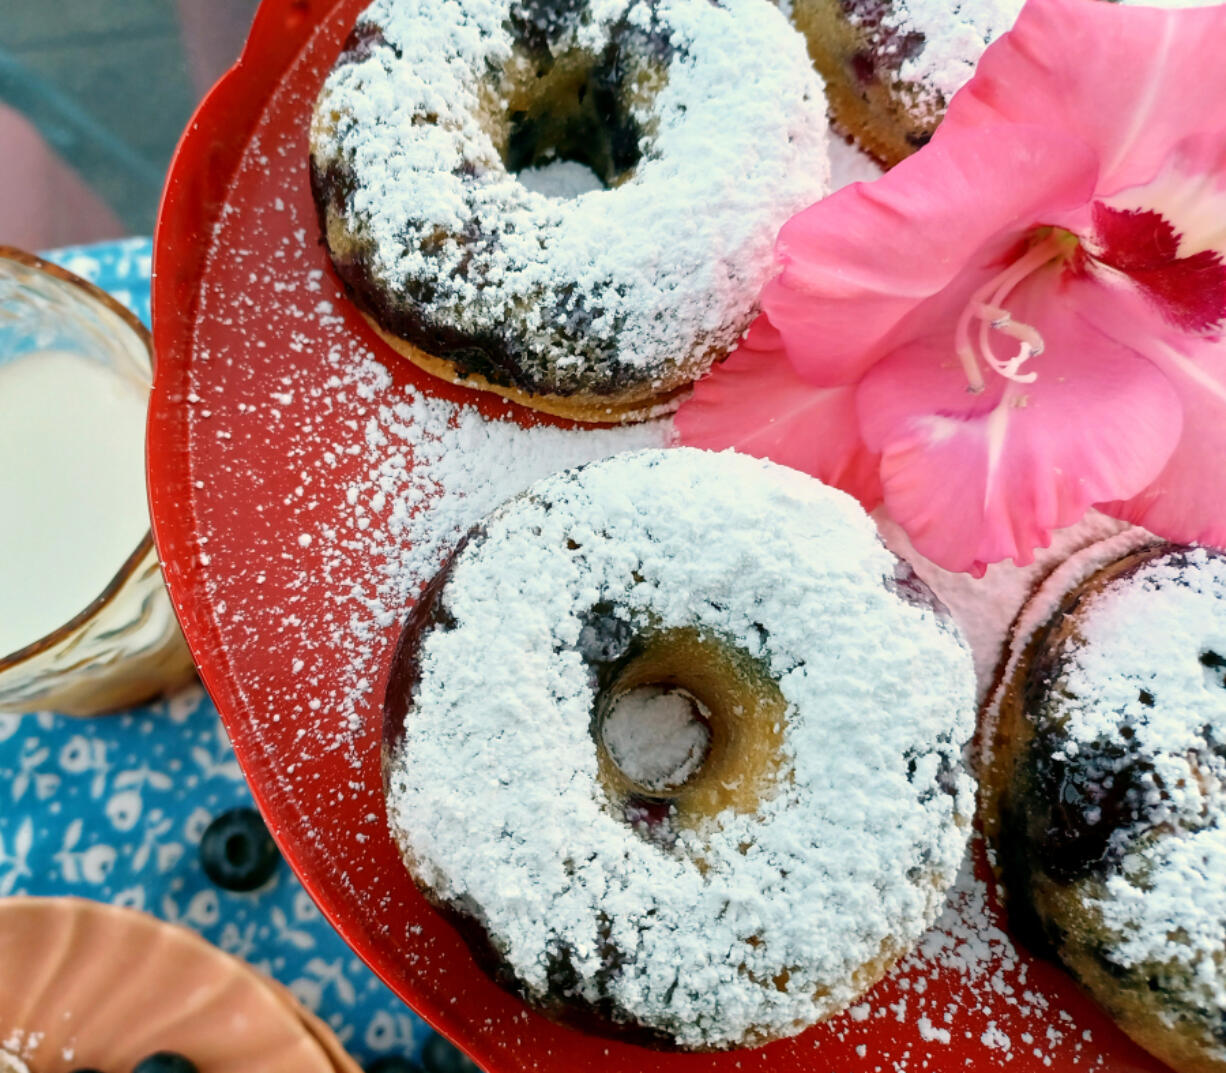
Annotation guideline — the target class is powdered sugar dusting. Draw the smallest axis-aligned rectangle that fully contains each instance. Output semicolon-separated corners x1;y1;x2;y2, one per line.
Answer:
879;509;1137;703
875;0;1024;113
0;1050;30;1073
321;354;666;664
980;526;1159;759
984;543;1226;1054
1096;829;1226;1019
387;448;976;1048
188;282;1130;1066
828;134;885;192
1054;549;1226;1027
311;0;830;395
1053;548;1226;755
877;0;1211;123
517;160;606;200
602;687;711;792
861;0;1209;127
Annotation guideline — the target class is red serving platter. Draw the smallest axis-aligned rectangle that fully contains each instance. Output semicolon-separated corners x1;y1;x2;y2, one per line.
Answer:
148;1;1172;1070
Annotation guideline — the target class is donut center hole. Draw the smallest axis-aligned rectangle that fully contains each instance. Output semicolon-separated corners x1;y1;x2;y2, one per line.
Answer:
501;54;649;197
592;627;786;832
601;685;713;794
516;158;606;199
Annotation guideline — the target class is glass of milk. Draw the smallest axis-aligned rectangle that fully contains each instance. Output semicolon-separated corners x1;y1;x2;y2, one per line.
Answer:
0;248;195;715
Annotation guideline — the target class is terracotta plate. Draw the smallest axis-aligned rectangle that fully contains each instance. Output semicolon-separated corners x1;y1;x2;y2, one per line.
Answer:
0;897;358;1073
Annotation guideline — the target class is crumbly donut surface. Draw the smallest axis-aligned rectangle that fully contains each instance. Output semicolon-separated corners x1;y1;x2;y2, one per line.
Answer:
790;0;1022;165
310;0;829;402
385;448;976;1050
985;545;1226;1073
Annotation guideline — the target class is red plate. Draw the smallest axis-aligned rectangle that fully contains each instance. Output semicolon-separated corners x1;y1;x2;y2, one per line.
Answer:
149;2;1170;1070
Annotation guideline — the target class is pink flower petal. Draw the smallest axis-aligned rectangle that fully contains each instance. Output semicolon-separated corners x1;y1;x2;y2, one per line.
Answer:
766;124;1098;386
944;0;1226;195
674;316;883;506
857;275;1183;575
1099;336;1226;549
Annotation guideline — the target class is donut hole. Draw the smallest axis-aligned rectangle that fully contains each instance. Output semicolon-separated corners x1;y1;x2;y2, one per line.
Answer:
498;44;661;197
601;686;713;794
594;627;787;834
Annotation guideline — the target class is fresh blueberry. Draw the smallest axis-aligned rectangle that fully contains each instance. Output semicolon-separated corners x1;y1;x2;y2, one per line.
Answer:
365;1057;422;1073
421;1034;483;1073
131;1054;199;1073
199;807;279;892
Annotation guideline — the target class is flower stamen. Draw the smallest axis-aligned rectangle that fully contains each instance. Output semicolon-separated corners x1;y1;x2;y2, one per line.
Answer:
955;231;1074;393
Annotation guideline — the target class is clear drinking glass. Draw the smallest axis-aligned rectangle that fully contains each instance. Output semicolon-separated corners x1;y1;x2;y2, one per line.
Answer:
0;247;195;715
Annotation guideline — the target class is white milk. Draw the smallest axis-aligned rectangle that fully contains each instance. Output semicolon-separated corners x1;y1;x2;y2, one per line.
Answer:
0;349;148;657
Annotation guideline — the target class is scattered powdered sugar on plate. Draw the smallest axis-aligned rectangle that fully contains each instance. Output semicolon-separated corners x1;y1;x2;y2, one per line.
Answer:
181;310;1132;1065
516;160;606;200
185;285;1125;1066
272;342;667;734
691;828;1117;1066
601;686;711;792
225;326;1122;1063
0;1050;29;1073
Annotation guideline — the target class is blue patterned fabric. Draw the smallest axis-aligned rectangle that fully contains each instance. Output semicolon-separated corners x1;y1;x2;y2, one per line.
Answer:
0;240;426;1068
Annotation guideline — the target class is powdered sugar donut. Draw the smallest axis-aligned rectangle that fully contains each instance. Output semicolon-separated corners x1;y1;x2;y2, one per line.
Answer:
383;448;976;1050
983;544;1226;1073
791;0;1023;166
309;0;830;423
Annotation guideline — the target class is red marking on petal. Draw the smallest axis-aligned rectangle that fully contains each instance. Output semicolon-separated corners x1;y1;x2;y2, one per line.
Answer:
1092;204;1226;333
1092;204;1179;271
1122;251;1226;334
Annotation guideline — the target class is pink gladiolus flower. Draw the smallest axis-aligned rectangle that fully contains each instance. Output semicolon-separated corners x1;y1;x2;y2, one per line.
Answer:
677;0;1226;576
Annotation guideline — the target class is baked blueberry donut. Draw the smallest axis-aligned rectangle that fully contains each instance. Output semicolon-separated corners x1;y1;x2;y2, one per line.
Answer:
983;542;1226;1073
310;0;830;423
383;448;976;1050
790;0;1023;167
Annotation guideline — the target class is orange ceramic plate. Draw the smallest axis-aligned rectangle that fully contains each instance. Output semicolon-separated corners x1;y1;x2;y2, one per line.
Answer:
0;897;359;1073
